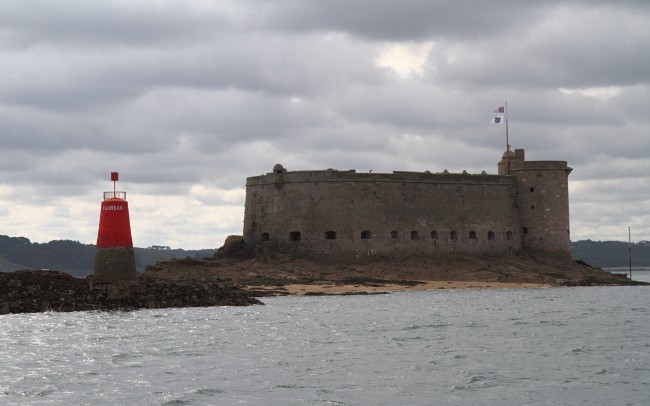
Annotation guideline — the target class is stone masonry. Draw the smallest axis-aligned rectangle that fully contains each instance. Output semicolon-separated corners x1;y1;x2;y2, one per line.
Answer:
243;149;572;262
94;247;137;282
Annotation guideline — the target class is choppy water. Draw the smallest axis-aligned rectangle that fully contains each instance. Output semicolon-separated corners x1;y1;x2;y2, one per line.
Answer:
2;285;650;406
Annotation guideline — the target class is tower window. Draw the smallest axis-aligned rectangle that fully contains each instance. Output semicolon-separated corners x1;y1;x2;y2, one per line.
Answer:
260;233;270;242
324;231;337;240
488;231;495;241
431;231;438;240
469;231;477;240
391;231;399;239
450;231;458;241
522;227;528;235
506;231;514;240
289;231;301;241
361;230;372;239
411;231;419;240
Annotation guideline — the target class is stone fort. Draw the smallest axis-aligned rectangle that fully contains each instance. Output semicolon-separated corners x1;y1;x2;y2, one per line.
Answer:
243;148;572;262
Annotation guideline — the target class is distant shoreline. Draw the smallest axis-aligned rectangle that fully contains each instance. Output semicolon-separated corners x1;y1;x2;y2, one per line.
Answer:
605;267;650;271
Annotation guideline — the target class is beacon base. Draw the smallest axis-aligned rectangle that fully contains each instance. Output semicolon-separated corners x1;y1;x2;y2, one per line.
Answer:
94;247;137;282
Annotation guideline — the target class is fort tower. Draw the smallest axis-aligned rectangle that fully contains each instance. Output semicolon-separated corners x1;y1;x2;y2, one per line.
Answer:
504;149;573;256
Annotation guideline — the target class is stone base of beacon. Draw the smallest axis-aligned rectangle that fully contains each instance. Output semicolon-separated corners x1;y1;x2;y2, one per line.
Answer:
94;247;137;282
93;173;137;283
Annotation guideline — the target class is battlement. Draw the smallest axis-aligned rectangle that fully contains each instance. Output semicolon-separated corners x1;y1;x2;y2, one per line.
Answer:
246;167;515;187
510;160;573;173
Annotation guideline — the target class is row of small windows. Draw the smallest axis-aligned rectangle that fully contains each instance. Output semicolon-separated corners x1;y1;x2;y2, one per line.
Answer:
261;230;514;242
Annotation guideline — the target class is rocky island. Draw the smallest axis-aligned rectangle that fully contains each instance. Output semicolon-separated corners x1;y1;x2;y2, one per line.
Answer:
145;239;642;297
1;239;643;315
2;149;645;316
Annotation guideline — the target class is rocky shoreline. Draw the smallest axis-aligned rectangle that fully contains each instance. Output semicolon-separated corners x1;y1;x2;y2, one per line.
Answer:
0;270;262;315
144;251;647;297
2;251;646;315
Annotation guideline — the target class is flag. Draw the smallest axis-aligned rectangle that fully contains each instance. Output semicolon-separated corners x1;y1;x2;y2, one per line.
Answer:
111;172;119;181
493;106;504;113
491;115;504;124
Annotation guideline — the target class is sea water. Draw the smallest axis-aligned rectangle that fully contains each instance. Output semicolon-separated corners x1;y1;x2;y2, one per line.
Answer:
1;285;649;406
607;267;650;283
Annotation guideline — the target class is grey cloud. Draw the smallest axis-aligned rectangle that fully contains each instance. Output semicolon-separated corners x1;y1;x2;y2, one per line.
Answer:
429;5;650;89
0;0;232;48
248;0;650;43
248;0;555;41
1;0;650;246
1;32;384;114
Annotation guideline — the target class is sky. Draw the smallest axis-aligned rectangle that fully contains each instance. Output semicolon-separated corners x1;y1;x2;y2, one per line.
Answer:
1;0;649;249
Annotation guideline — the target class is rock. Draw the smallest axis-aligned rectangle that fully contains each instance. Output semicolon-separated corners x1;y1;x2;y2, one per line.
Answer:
214;235;246;259
142;250;646;295
0;270;262;315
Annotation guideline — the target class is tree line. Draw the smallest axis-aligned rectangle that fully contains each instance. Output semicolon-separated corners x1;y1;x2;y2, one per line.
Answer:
0;235;214;276
2;235;649;275
571;240;650;268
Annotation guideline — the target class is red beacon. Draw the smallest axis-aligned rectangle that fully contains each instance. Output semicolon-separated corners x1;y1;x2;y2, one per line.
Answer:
93;171;137;282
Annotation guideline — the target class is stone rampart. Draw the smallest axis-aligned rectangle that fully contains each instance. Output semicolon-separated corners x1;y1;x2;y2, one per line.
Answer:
244;149;572;262
244;167;523;262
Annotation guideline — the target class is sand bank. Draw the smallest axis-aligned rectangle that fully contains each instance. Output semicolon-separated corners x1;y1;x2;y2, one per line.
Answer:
248;281;551;296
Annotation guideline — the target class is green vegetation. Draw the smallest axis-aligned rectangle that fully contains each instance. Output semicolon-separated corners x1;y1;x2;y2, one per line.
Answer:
0;235;214;277
2;234;649;274
571;240;650;267
0;257;24;272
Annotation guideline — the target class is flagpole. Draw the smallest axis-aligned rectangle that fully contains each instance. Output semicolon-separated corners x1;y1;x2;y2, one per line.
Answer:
629;226;632;280
505;101;509;175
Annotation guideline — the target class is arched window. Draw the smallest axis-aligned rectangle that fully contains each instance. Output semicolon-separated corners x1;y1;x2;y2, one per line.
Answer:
469;231;477;240
506;231;514;240
260;233;270;242
450;231;458;241
289;231;301;241
361;230;372;239
411;231;419;240
487;231;495;241
324;231;337;240
522;227;528;235
431;231;438;240
390;230;399;239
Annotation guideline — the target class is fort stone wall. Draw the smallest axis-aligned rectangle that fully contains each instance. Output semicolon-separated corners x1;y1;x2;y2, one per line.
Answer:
243;149;572;262
244;167;523;262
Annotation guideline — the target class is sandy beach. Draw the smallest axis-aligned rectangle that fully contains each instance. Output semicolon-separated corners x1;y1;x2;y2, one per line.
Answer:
248;281;551;296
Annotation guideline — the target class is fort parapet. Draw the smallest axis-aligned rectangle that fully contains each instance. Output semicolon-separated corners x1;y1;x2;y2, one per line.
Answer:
243;149;572;262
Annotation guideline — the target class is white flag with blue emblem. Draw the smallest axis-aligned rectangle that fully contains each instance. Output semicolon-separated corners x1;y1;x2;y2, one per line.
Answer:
491;114;504;124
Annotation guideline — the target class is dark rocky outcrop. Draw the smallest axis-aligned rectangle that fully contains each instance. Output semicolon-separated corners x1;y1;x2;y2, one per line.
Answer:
143;250;646;294
0;269;262;315
214;235;247;259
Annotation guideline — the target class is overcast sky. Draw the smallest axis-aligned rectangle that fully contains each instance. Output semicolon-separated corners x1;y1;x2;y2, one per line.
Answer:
1;0;649;249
